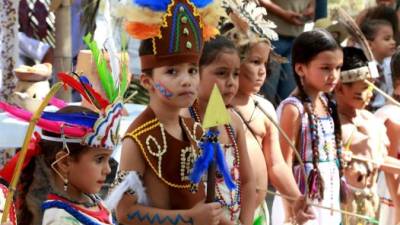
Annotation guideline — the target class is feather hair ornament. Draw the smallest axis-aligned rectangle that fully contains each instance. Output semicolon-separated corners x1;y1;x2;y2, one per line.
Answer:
222;0;278;46
330;8;380;82
330;8;374;61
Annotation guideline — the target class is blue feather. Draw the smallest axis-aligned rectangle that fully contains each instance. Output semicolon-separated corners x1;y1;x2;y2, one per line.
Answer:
190;138;214;183
41;112;99;128
191;0;213;8
133;0;171;11
215;142;237;190
78;75;92;86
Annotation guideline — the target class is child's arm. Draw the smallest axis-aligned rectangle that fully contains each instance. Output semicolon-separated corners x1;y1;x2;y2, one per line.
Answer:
278;103;302;220
232;113;256;225
262;101;302;199
261;102;314;224
115;138;223;225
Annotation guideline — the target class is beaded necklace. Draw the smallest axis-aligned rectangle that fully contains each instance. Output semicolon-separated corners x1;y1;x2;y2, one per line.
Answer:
188;102;242;221
51;191;100;208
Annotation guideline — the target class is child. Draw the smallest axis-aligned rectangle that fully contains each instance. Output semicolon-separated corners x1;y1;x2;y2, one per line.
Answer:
184;35;256;225
277;29;344;225
107;1;225;225
221;2;314;224
361;19;397;110
335;47;400;225
375;48;400;225
0;30;129;224
0;80;125;224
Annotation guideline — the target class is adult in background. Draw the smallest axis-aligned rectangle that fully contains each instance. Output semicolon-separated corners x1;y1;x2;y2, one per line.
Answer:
259;0;315;106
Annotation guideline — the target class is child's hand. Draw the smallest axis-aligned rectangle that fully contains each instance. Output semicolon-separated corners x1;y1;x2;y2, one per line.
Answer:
219;216;234;225
188;200;223;225
292;196;316;225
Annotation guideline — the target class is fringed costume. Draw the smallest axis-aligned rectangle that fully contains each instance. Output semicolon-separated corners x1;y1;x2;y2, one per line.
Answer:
106;0;223;218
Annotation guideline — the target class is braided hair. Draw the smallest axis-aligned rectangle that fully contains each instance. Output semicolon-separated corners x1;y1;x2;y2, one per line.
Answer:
291;29;346;202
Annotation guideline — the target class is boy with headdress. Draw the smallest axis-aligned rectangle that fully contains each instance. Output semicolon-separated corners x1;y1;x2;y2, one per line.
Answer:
106;1;229;224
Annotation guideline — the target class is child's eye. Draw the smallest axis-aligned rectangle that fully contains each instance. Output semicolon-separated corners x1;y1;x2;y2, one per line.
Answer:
253;60;261;65
233;70;240;77
95;156;105;164
188;68;198;75
215;70;227;76
166;68;177;75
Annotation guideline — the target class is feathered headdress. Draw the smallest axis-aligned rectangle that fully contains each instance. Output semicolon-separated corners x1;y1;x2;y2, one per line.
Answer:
221;0;278;48
0;34;129;149
114;0;225;70
330;8;380;83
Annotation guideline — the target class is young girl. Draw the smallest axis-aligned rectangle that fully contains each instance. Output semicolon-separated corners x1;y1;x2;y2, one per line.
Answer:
0;103;121;225
107;1;226;225
220;2;314;224
276;29;344;224
375;48;400;225
361;19;397;110
184;35;256;225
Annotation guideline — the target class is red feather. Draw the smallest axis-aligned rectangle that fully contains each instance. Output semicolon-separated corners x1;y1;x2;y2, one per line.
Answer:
58;73;92;103
82;83;110;109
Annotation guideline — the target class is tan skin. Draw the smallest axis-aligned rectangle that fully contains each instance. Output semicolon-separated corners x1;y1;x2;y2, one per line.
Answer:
116;63;224;225
336;80;400;224
182;50;256;225
279;49;343;221
53;148;113;211
231;42;314;224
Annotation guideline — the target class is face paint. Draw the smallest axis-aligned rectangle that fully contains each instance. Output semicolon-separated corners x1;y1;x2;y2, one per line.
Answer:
154;82;173;99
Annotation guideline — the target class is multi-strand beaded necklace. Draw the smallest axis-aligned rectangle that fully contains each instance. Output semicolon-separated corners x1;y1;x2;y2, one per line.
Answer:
188;102;242;221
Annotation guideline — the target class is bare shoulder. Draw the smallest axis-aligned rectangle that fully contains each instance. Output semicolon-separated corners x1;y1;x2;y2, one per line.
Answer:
119;137;146;174
229;109;245;131
254;95;277;120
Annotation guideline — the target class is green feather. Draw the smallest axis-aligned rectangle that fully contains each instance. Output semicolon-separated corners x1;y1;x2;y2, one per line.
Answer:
253;215;265;225
83;33;116;101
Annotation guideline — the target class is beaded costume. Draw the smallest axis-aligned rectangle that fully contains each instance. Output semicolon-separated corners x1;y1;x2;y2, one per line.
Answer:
220;2;278;224
272;96;342;225
189;103;242;222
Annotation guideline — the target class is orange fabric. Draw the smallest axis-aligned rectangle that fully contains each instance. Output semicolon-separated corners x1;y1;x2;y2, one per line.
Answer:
125;22;160;40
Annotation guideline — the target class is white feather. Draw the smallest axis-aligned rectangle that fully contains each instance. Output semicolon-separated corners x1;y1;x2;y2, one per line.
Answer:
105;171;149;210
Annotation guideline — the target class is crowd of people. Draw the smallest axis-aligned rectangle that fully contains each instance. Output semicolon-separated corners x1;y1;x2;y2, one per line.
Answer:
0;0;399;225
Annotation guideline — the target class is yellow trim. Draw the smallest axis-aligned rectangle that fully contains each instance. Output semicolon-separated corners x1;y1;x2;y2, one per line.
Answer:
125;118;191;189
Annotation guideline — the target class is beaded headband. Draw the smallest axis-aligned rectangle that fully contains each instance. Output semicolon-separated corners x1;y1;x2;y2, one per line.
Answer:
115;0;224;70
340;62;380;83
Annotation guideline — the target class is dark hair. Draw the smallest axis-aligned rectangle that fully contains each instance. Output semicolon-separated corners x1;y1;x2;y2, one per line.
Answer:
18;106;94;225
391;48;400;85
199;35;238;67
342;47;369;71
363;5;399;44
361;19;393;41
139;39;154;76
291;29;346;202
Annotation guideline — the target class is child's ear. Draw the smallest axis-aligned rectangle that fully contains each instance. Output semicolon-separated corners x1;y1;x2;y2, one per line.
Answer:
294;63;306;78
140;74;154;91
54;150;71;174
